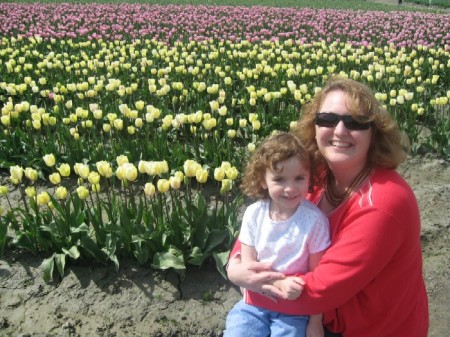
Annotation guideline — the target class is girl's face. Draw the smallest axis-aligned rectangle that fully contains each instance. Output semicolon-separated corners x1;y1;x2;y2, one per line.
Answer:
315;90;372;172
261;156;310;220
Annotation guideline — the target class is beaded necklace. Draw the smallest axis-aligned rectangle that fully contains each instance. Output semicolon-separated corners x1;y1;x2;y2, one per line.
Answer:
325;165;372;207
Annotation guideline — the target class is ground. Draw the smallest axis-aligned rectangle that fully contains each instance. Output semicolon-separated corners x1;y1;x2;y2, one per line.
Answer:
0;153;449;337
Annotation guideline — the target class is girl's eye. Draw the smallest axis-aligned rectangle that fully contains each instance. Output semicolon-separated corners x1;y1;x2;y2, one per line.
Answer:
295;176;305;181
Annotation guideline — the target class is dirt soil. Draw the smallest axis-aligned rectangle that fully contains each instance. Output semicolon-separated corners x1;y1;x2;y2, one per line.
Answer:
0;154;449;337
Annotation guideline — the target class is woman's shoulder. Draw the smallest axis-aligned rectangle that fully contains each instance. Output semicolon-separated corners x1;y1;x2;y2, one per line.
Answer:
364;167;416;204
370;168;412;191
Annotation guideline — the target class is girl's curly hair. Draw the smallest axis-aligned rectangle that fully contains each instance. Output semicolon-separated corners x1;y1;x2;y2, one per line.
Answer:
241;132;311;199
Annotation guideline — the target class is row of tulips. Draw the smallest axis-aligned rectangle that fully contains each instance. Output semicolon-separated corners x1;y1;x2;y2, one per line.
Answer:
0;4;449;280
0;155;243;281
1;4;449;47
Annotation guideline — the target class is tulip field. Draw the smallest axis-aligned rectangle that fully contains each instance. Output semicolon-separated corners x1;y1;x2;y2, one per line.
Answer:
0;2;449;281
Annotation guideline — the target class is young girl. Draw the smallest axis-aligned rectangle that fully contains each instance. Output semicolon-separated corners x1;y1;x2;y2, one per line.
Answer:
224;132;330;337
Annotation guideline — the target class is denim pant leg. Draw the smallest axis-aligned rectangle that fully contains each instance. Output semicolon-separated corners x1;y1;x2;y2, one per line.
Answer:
223;300;271;337
270;312;309;337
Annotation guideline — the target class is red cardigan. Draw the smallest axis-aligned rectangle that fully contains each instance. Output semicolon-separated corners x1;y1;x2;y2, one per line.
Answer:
230;168;429;337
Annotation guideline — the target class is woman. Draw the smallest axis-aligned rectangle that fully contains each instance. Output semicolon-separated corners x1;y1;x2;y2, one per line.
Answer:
227;75;429;337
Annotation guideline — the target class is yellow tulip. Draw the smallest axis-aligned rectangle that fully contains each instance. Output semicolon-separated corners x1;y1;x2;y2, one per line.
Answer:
0;185;8;196
218;106;228;116
74;163;90;179
76;186;89;200
209;100;219;112
93;109;103;119
225;167;239;180
88;171;101;185
174;171;184;182
214;167;225;181
116;155;129;166
135;100;145;111
157;179;170;193
169;176;182;190
43;154;56;167
251;120;261;131
96;161;113;178
127;126;136;135
25;167;38;181
184;160;201;178
57;163;71;177
113;119;124;130
124;163;138;182
144;182;156;197
226;129;236;138
25;186;36;198
115;166;126;181
135;118;143;128
10;165;24;181
220;179;232;194
1;115;10;127
248;143;256;152
49;172;61;185
36;191;50;206
55;186;68;200
160;161;169;174
196;168;208;184
92;184;101;192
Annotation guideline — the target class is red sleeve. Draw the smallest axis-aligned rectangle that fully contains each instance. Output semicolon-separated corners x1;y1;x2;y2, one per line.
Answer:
229;239;242;260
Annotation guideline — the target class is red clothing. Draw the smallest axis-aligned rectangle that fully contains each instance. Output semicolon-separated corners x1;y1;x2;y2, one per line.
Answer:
231;168;429;337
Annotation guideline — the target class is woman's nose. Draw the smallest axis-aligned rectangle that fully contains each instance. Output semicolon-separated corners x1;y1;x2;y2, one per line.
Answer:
334;120;350;133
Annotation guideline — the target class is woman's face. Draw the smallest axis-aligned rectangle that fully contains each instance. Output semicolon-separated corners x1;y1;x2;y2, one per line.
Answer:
315;90;372;172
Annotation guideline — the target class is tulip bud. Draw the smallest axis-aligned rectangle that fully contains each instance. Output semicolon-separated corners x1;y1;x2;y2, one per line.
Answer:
196;168;208;184
0;185;8;196
49;172;61;185
55;186;68;200
25;167;38;181
144;182;156;197
157;179;170;193
10;165;24;182
25;186;36;198
36;191;50;206
43;154;56;167
76;186;89;200
57;163;71;177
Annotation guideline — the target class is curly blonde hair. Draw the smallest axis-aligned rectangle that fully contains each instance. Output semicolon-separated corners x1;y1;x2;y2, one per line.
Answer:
241;132;311;199
293;75;409;186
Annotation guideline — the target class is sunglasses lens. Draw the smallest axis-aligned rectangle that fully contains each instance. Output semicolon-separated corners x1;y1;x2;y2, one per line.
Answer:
315;113;339;127
316;113;372;130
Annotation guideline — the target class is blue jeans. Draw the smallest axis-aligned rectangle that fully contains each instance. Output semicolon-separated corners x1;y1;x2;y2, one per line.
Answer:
223;300;309;337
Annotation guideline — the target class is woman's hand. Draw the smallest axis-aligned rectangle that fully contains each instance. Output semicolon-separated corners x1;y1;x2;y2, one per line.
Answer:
227;255;287;301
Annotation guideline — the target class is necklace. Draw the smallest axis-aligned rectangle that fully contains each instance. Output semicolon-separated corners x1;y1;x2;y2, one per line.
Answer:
325;165;372;207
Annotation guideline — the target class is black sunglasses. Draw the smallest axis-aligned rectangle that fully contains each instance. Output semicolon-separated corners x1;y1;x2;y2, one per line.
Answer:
315;112;373;131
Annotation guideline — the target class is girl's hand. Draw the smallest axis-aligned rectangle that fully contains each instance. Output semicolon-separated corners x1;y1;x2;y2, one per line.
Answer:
273;276;305;300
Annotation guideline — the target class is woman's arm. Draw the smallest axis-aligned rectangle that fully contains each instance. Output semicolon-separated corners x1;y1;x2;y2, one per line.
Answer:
227;240;288;298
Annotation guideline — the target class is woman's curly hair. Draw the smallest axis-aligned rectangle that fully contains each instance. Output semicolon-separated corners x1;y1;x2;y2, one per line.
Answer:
293;75;409;187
